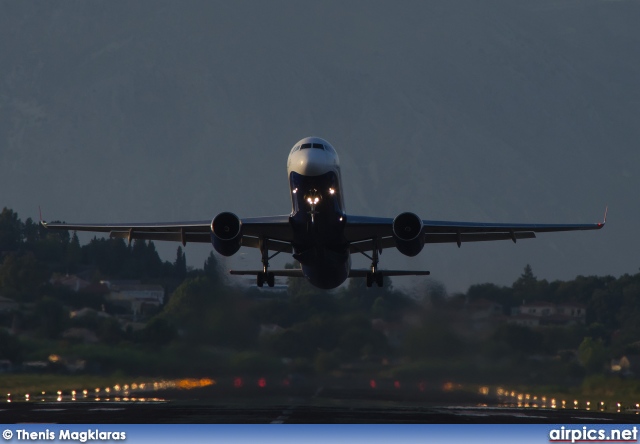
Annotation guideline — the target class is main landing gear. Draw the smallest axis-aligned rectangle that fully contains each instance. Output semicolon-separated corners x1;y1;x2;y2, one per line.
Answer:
257;271;275;288
363;238;384;288
257;238;277;288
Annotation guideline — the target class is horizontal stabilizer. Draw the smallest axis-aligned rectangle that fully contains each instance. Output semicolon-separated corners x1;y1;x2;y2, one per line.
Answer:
348;269;430;277
229;269;304;277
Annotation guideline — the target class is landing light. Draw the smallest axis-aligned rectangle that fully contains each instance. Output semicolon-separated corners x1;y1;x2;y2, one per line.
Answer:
329;188;335;195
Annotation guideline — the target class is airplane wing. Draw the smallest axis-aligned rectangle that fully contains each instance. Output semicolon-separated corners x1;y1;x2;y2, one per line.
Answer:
41;215;294;252
42;209;605;254
346;210;606;253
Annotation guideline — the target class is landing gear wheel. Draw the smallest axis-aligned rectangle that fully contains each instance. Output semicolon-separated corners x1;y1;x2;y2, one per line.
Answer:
267;272;275;288
257;272;265;287
375;272;384;288
366;272;374;288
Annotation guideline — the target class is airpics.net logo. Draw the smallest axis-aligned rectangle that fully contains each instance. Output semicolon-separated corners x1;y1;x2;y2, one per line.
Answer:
549;426;638;443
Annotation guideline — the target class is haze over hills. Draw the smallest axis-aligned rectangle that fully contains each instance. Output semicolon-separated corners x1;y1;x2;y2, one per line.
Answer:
1;0;638;292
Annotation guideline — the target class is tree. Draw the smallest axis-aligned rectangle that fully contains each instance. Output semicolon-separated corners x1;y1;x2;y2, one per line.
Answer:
174;246;187;280
203;251;220;283
139;317;177;346
0;329;22;361
513;264;538;302
98;317;125;345
0;252;47;302
0;207;22;251
65;232;82;272
33;297;68;339
578;337;608;374
491;324;544;354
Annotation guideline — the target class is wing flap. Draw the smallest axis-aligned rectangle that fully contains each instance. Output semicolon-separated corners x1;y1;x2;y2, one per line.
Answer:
241;215;293;242
110;230;210;243
240;236;293;253
425;231;536;243
42;221;212;233
348;231;536;253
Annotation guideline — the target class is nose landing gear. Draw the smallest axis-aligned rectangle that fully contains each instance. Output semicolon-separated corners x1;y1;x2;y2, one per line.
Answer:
366;271;384;288
305;189;321;223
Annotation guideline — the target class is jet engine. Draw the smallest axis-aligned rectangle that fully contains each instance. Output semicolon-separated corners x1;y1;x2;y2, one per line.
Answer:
211;212;242;256
392;212;424;257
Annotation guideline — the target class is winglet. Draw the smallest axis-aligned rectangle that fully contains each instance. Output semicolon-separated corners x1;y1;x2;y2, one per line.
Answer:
39;206;47;227
597;206;607;228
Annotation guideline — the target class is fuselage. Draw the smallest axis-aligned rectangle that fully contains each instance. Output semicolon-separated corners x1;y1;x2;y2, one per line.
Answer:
286;137;349;289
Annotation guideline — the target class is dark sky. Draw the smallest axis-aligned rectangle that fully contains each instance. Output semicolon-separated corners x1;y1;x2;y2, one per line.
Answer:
1;0;638;293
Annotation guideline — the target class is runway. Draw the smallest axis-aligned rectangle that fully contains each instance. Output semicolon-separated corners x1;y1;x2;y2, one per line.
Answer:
1;380;638;423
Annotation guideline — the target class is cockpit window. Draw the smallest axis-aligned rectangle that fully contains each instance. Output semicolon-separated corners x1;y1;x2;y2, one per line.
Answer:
300;142;325;150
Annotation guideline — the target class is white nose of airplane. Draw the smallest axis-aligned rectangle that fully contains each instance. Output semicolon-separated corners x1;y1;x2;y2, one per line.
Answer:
287;137;339;177
290;149;332;176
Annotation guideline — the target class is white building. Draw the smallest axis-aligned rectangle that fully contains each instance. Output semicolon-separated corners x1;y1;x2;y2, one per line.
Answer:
101;280;164;317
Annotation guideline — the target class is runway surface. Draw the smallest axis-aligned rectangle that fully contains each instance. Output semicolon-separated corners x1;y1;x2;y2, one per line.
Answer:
2;380;639;423
2;400;637;424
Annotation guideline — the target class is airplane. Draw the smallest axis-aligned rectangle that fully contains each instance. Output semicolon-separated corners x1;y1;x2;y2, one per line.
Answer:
42;136;606;289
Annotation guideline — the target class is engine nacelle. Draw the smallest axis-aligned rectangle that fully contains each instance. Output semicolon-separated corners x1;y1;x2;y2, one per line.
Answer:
392;212;424;257
211;212;242;256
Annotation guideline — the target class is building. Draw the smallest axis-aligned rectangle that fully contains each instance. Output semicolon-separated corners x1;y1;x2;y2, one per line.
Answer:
101;280;164;318
49;274;91;292
509;301;586;327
